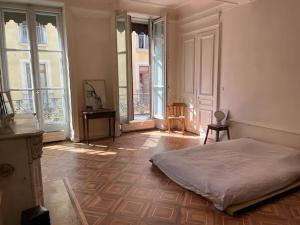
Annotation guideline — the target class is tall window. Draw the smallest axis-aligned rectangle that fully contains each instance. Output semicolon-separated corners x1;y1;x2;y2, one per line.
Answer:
137;33;148;49
36;25;47;44
39;63;48;88
152;19;166;119
22;62;32;89
2;8;69;135
19;22;28;43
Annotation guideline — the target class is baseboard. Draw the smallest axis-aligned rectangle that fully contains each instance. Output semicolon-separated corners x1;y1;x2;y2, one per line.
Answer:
43;131;66;143
122;120;155;132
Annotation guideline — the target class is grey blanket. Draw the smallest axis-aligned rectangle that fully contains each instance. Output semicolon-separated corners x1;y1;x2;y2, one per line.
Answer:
150;138;300;210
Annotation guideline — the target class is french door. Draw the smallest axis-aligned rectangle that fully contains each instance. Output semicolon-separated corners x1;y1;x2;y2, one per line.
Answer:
152;18;166;119
116;13;166;125
0;4;70;138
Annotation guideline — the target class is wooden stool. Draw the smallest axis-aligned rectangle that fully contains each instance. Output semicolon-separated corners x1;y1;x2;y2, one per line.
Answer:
204;124;230;144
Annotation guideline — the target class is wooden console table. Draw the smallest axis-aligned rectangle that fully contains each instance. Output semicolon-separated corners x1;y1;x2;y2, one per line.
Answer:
82;109;116;144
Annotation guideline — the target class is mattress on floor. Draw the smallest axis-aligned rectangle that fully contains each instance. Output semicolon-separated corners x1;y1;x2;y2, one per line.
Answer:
150;138;300;211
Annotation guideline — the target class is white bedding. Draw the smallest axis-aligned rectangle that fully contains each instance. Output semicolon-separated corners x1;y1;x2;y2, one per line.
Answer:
150;138;300;210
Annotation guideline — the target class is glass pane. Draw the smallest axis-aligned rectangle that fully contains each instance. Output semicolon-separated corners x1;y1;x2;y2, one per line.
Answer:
4;11;30;50
38;52;64;88
116;15;128;123
40;89;66;124
117;53;127;87
153;87;164;118
6;51;33;89
36;14;60;50
119;87;127;120
153;20;165;118
10;90;35;113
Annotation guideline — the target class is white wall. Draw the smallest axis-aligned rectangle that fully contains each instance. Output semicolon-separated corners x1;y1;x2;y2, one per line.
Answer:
219;0;300;148
64;0;170;140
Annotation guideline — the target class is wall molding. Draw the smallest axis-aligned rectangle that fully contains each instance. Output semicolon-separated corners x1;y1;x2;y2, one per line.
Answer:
229;119;300;136
180;24;219;37
178;5;222;25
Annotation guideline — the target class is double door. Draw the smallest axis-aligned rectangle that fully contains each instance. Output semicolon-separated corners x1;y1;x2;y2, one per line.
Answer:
0;4;69;138
116;13;166;125
181;28;220;135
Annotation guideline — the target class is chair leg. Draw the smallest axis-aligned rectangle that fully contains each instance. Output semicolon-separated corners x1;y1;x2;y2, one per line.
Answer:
204;128;209;144
216;131;220;142
168;119;171;133
227;128;231;140
182;119;185;135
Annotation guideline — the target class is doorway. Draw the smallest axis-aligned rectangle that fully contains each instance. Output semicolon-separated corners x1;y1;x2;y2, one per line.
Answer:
116;13;166;129
0;5;70;140
131;22;150;121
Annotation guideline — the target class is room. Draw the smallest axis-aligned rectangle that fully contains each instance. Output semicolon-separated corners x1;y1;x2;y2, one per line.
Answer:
0;0;299;224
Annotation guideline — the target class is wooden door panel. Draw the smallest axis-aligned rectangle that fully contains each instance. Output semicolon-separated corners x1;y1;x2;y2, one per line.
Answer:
181;37;197;133
199;34;214;96
180;27;219;136
196;30;219;135
199;109;213;133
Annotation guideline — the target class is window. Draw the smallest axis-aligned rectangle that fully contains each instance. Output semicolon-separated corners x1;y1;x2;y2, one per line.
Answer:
152;19;166;119
137;33;148;49
36;25;47;44
22;62;32;89
39;63;48;87
19;22;28;43
18;22;47;44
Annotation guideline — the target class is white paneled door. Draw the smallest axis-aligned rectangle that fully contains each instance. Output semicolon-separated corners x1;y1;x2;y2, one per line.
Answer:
181;28;219;135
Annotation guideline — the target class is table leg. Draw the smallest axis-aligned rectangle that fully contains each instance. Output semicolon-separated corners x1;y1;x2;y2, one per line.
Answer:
108;117;111;137
227;128;231;140
204;128;209;144
113;115;115;142
83;116;86;143
216;130;220;142
87;118;90;145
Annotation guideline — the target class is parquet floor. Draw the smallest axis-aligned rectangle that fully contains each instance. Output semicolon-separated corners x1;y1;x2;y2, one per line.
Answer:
42;130;300;225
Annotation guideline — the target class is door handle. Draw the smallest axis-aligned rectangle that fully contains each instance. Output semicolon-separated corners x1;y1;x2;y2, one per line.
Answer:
36;90;40;94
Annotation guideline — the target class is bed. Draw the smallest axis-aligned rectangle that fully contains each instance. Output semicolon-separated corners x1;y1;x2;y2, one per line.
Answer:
150;138;300;215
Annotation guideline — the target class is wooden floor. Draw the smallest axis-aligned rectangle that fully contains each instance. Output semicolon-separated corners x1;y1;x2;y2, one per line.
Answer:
42;130;300;225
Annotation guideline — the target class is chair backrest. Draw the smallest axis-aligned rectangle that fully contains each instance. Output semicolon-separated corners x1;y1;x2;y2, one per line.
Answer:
167;103;187;117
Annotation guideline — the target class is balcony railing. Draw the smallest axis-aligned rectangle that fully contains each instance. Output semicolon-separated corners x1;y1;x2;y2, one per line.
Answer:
119;93;151;120
12;97;65;123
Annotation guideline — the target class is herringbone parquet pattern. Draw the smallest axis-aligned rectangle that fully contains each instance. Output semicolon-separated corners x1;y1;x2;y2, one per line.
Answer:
42;130;300;225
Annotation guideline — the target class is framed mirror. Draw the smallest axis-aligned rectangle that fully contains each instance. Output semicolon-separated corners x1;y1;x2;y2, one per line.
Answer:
83;80;107;110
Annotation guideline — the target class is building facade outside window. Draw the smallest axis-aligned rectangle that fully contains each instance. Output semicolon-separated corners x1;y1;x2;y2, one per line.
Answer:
137;33;148;49
19;22;47;44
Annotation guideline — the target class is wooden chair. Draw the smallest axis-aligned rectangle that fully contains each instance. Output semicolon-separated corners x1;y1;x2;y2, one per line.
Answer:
167;103;187;134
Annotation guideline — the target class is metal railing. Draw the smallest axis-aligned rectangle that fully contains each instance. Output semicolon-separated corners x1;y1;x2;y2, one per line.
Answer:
119;93;151;119
12;97;65;122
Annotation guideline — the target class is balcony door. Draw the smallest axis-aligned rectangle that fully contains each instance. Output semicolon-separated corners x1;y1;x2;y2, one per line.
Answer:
0;5;69;139
116;13;166;128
